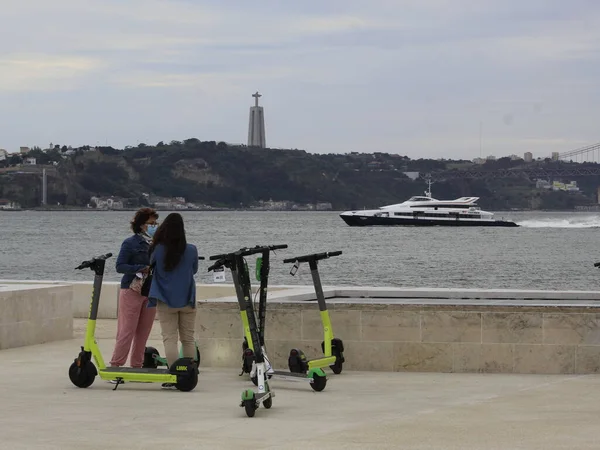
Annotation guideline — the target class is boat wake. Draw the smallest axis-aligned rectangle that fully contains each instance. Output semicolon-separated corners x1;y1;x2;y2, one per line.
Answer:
517;217;600;228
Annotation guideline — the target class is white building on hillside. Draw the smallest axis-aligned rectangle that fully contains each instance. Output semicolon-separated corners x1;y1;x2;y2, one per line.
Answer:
90;196;124;210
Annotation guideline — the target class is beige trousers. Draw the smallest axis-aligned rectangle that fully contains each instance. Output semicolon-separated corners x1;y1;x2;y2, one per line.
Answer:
157;301;197;367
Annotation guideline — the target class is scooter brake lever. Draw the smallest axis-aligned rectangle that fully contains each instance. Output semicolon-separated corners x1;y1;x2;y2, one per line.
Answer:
289;260;299;276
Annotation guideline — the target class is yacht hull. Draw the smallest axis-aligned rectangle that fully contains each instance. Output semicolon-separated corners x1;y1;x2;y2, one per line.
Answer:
340;214;519;227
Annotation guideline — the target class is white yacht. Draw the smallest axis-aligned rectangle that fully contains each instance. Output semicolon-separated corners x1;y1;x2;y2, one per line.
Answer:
340;181;518;227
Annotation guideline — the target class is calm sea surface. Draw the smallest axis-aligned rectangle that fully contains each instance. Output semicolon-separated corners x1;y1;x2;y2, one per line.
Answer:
0;210;599;290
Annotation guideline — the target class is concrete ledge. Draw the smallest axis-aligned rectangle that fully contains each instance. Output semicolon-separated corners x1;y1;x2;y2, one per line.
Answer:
0;284;73;350
3;280;599;318
0;280;293;319
333;287;600;301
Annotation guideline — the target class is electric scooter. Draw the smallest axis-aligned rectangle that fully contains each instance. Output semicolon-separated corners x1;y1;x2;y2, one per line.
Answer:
68;253;199;391
239;248;344;388
208;247;277;417
217;245;330;393
143;257;205;369
283;251;345;374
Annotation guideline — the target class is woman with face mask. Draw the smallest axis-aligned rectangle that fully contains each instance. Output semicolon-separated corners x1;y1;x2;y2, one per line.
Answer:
108;207;159;378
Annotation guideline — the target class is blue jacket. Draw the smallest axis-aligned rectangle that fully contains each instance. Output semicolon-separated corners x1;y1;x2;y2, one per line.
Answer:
148;243;198;309
115;234;151;289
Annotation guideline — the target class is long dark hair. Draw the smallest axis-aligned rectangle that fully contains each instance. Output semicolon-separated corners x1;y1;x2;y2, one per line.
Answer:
150;213;187;272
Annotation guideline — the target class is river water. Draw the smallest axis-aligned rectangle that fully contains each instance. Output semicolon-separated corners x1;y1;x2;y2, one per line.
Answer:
0;210;598;290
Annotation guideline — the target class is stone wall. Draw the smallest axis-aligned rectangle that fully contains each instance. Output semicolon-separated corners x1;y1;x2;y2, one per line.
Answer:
2;278;600;375
0;284;73;350
195;299;600;374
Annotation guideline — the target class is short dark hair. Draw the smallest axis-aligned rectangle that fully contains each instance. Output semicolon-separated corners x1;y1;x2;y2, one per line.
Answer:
130;207;158;233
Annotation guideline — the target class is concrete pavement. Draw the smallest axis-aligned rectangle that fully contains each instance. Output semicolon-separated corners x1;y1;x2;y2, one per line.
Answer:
1;339;599;449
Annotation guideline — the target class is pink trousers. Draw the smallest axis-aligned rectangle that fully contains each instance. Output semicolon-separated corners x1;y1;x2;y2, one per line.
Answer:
109;288;156;368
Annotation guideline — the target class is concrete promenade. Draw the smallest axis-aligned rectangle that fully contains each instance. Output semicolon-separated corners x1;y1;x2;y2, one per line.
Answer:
3;281;600;448
0;337;599;450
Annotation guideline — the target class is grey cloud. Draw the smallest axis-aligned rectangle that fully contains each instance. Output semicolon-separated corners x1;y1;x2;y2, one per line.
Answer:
0;0;599;159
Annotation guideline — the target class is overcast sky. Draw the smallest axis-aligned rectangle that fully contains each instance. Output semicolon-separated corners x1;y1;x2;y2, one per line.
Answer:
1;0;599;159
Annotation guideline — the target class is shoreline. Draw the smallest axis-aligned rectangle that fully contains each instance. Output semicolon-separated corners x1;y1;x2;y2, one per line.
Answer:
0;208;596;213
1;206;599;213
1;208;337;213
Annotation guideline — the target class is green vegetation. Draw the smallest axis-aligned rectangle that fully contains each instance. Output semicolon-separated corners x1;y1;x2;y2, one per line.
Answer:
0;140;598;210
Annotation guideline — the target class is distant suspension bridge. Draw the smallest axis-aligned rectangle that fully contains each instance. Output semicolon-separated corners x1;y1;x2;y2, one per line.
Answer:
556;142;600;163
430;142;600;181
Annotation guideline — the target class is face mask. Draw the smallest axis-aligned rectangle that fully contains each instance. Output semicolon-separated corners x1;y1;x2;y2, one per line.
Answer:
146;224;158;237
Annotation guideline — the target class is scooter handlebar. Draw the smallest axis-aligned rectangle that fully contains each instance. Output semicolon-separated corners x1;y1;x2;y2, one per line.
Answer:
75;253;113;270
283;250;342;264
209;253;230;261
269;244;288;251
239;244;287;257
209;245;287;261
207;259;226;272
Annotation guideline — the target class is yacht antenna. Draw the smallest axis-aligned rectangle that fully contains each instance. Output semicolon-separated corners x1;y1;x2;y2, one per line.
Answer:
424;173;434;198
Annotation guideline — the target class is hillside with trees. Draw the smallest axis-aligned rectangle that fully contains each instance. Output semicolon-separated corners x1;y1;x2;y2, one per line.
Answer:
0;139;598;210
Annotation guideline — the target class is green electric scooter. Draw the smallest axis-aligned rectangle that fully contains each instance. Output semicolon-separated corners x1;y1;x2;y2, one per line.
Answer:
239;249;345;388
208;247;276;417
68;253;199;391
283;251;345;374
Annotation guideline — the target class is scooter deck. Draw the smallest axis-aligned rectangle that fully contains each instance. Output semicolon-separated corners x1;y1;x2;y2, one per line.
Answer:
269;370;318;382
255;392;273;401
104;367;170;374
99;367;177;383
307;356;337;369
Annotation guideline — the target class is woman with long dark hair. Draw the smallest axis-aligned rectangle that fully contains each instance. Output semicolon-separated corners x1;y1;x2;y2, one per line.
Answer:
110;207;159;376
148;213;199;386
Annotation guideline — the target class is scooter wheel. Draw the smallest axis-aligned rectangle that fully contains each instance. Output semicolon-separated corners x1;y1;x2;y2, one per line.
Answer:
330;360;343;374
175;369;198;392
68;361;96;388
310;373;327;392
244;399;257;417
171;358;199;392
195;347;201;367
263;396;272;409
143;346;160;369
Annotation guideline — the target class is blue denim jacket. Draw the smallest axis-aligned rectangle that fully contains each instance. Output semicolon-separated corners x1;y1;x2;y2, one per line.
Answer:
148;243;198;308
116;234;151;289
